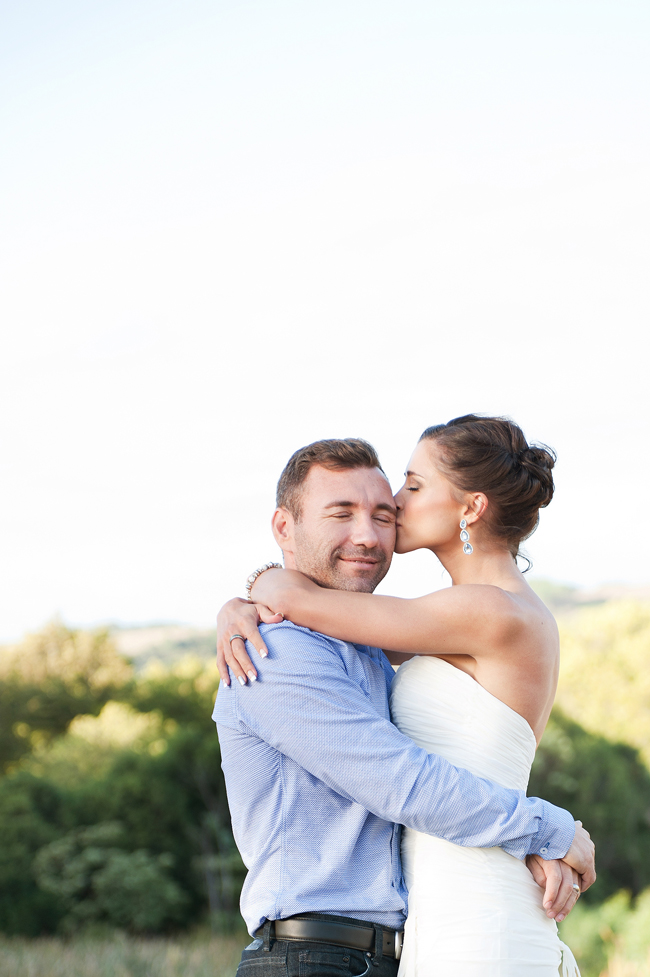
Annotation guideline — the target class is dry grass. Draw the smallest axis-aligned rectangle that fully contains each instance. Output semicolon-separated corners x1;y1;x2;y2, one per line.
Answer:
3;933;650;977
0;932;246;977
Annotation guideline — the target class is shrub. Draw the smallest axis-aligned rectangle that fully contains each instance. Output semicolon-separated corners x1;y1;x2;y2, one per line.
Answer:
530;710;650;900
0;773;65;935
33;822;186;933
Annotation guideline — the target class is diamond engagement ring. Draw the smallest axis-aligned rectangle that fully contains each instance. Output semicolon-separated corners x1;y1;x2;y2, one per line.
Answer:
572;883;580;893
229;634;246;645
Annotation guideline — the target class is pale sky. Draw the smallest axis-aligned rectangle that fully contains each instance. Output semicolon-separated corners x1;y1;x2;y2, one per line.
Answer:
1;0;649;641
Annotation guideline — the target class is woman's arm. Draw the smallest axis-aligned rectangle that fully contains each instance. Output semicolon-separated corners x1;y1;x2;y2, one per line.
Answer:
251;568;525;658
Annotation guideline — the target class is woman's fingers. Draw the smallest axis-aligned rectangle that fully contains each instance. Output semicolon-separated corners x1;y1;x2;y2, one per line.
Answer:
225;635;259;686
216;598;283;686
216;637;230;685
257;603;284;625
216;598;263;686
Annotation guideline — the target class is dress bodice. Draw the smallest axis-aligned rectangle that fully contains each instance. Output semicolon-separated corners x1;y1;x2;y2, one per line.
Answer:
389;656;579;976
390;655;537;792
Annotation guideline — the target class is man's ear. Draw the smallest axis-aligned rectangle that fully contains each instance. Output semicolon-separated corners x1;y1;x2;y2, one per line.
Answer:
272;507;295;553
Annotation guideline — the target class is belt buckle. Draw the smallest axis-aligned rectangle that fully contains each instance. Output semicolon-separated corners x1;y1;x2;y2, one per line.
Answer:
394;930;403;961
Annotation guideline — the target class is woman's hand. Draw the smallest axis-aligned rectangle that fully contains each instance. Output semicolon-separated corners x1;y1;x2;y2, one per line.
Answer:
216;598;283;686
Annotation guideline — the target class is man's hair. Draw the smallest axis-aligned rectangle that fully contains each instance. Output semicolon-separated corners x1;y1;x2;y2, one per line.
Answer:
276;438;384;519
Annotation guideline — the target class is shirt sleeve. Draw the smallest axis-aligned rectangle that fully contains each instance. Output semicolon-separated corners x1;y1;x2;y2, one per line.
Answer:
227;625;575;861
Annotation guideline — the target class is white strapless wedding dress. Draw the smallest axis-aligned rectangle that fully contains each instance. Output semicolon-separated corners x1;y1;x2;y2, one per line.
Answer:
390;656;579;977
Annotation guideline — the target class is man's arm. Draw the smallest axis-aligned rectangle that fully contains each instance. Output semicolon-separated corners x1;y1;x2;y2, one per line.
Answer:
229;624;577;862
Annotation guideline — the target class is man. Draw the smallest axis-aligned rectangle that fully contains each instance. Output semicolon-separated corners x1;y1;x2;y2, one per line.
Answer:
214;438;595;977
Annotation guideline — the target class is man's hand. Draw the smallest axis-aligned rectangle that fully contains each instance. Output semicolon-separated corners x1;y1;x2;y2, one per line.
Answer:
216;598;283;686
526;855;582;921
562;821;596;891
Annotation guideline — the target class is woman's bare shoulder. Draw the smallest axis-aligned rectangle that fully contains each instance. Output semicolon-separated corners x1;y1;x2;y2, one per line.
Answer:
424;583;557;654
418;583;528;623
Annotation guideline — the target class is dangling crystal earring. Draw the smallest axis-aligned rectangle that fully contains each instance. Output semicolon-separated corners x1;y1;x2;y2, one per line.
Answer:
460;519;473;555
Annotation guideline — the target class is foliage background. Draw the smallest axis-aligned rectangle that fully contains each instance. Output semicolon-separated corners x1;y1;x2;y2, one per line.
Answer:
1;588;650;975
0;623;243;938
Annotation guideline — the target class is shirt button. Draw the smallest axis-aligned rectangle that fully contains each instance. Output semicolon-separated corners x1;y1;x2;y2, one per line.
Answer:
540;846;549;854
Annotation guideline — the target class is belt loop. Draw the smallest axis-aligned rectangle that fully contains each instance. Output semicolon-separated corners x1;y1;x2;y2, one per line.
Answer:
263;919;273;952
373;924;383;963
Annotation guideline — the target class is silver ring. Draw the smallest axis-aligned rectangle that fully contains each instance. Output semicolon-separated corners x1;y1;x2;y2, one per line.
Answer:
572;883;580;893
229;634;246;645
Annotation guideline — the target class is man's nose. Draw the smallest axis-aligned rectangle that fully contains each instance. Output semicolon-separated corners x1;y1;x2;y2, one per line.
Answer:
349;514;381;548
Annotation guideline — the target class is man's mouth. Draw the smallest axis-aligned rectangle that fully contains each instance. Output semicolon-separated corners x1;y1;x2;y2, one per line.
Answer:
338;556;380;568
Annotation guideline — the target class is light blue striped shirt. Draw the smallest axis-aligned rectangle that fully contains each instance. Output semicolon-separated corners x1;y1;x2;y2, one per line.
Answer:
214;621;575;936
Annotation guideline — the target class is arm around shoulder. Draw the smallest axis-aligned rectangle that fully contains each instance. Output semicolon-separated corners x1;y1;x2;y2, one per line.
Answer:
229;624;576;860
254;571;526;659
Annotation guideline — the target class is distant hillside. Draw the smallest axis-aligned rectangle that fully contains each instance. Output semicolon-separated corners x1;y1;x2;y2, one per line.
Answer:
530;579;650;616
3;581;645;674
111;624;216;669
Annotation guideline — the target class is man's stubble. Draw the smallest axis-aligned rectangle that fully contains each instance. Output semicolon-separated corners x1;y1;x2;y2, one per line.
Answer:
292;523;391;594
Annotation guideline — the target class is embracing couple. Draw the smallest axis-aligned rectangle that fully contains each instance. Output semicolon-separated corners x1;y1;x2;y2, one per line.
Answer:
214;414;596;977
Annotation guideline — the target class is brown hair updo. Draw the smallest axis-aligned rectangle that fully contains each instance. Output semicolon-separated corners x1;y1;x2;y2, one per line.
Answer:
420;414;556;562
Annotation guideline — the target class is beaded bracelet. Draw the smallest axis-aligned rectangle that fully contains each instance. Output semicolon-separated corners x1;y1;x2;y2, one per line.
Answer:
245;562;283;600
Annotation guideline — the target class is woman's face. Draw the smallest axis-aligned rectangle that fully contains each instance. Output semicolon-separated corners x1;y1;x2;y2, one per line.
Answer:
393;440;465;555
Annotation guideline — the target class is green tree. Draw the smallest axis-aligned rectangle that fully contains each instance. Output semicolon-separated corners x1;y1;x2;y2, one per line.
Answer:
0;772;66;935
530;709;650;900
0;621;132;772
33;822;187;933
558;887;650;976
0;627;242;936
73;721;245;924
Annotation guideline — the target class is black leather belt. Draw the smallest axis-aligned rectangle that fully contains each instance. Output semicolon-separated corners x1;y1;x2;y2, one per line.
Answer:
255;914;403;960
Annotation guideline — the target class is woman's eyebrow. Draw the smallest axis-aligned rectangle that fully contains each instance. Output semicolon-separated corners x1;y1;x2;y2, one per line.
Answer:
405;470;424;478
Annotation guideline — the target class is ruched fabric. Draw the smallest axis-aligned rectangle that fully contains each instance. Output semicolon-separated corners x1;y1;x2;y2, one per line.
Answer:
390;656;580;977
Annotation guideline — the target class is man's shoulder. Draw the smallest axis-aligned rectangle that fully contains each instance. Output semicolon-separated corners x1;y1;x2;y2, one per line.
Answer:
259;619;333;638
258;622;390;675
259;620;348;659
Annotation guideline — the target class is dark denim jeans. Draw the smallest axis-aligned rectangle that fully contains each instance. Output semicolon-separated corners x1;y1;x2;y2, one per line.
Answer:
235;936;400;977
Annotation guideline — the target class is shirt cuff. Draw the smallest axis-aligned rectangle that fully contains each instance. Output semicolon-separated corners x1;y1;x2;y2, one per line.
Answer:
530;801;576;860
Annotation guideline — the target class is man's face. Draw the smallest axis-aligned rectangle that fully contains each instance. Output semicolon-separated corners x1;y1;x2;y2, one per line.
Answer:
283;465;396;592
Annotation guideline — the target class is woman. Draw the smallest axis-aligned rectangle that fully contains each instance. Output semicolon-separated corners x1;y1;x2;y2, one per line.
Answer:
218;415;584;976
